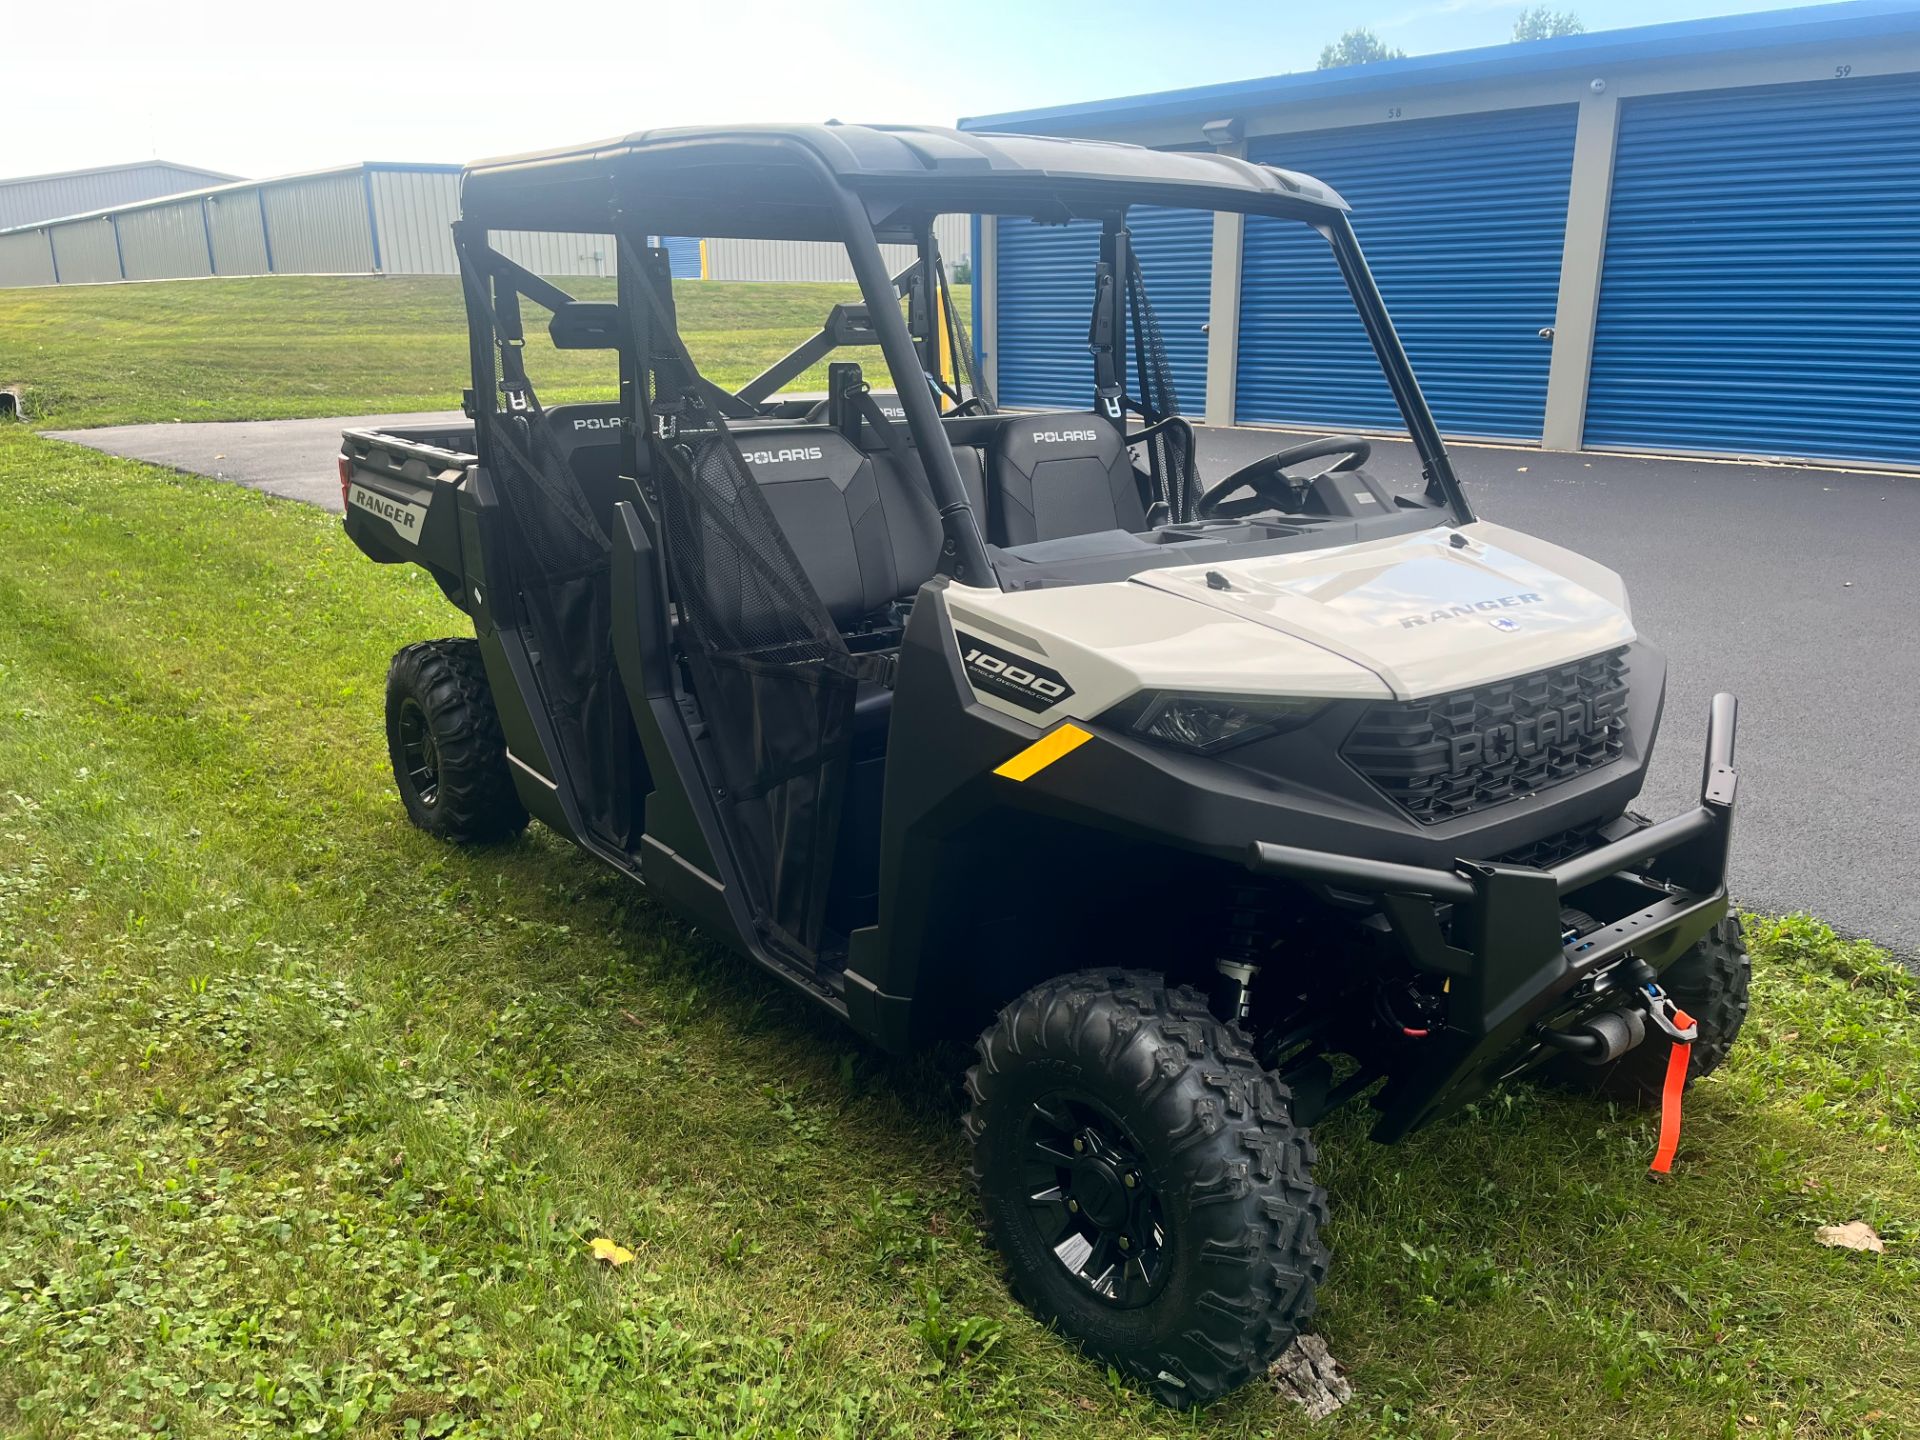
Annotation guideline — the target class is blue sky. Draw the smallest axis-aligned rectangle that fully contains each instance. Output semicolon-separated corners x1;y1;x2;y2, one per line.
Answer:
953;0;1826;120
3;0;1836;180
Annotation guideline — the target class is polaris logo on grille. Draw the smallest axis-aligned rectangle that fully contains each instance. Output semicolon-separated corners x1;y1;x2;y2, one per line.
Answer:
742;446;825;465
572;416;625;430
1446;690;1625;772
1032;429;1099;444
1397;593;1544;629
955;631;1074;715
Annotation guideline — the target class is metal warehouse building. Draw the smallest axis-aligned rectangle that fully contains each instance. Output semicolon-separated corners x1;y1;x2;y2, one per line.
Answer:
962;0;1920;469
0;164;969;291
0;163;705;289
0;161;238;231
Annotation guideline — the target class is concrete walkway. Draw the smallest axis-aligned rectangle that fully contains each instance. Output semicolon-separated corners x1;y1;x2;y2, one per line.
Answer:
47;414;1920;957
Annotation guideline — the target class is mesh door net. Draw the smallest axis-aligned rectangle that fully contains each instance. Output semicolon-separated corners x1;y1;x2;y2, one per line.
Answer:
459;248;632;846
633;252;876;959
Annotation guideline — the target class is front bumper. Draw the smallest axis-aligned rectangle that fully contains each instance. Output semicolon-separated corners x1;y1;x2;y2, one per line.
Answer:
1248;694;1740;1141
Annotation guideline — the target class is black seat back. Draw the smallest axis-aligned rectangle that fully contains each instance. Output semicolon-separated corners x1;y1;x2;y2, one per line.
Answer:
983;412;1147;547
540;402;634;536
738;427;899;627
532;405;986;632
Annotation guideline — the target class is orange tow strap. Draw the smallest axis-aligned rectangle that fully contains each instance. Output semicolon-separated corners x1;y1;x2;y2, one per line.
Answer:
1649;1006;1695;1175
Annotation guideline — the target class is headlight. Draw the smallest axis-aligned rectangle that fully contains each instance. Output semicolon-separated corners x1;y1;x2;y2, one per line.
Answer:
1129;693;1326;755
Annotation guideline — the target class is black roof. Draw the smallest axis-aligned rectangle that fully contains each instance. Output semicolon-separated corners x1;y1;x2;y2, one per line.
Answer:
459;124;1347;241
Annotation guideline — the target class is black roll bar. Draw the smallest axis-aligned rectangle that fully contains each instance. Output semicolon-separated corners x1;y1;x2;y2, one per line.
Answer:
737;260;920;408
822;184;995;586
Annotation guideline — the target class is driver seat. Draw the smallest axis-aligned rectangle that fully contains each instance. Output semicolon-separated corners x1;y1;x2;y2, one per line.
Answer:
985;413;1149;546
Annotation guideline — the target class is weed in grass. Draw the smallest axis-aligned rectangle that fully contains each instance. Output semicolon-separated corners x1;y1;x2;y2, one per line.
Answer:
911;1282;1005;1375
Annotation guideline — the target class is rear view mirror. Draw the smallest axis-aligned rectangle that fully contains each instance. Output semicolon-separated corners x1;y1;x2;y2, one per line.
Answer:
548;302;623;350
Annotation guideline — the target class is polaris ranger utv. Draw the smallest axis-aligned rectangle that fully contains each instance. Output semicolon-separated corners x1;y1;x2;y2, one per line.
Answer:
340;125;1748;1407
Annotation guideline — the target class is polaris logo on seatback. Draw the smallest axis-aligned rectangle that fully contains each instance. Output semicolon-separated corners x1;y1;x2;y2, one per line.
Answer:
572;416;625;430
955;631;1074;715
741;445;825;465
1032;428;1099;444
1396;593;1544;629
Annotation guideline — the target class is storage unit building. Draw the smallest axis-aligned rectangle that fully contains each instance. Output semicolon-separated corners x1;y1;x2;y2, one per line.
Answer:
962;0;1920;469
994;206;1212;413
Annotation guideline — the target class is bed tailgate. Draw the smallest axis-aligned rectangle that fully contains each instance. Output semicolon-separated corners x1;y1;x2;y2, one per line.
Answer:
339;427;473;574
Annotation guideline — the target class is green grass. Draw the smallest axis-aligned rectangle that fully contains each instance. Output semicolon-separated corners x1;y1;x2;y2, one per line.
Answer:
0;275;965;429
1;421;1916;1437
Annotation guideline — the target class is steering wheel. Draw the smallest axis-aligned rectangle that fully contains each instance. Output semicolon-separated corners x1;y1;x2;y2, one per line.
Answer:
1194;435;1373;520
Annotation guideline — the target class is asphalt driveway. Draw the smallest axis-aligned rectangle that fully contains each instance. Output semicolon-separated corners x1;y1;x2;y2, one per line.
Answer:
48;415;1920;957
46;412;463;512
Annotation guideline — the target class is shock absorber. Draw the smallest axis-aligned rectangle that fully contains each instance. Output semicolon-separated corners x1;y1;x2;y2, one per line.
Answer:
1214;882;1282;1023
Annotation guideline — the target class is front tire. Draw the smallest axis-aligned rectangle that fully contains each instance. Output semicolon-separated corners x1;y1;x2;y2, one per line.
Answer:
385;639;528;844
965;969;1329;1409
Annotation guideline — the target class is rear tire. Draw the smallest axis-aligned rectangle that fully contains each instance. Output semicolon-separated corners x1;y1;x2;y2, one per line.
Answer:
964;969;1329;1409
1552;916;1751;1105
385;639;528;844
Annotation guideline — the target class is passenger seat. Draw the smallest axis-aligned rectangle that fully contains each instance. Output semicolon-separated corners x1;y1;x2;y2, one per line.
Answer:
985;412;1148;547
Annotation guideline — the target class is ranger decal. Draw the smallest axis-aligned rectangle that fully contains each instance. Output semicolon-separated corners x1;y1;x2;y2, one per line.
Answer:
1395;593;1543;629
347;483;430;546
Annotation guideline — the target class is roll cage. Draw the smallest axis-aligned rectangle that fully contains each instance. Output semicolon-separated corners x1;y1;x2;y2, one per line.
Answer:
454;122;1475;590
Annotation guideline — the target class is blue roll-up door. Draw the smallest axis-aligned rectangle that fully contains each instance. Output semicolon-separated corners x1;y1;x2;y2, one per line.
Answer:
662;236;702;280
1586;77;1920;467
993;205;1212;413
1237;106;1578;440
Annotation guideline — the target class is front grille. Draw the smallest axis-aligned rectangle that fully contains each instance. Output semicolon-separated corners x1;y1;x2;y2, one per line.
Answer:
1342;649;1629;824
1494;823;1604;869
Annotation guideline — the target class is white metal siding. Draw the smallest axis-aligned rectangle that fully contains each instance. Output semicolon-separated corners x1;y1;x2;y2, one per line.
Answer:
0;230;56;288
371;170;460;275
0;162;232;230
116;199;213;280
263;174;375;274
205;189;270;275
705;214;971;282
489;230;616;277
51;218;122;284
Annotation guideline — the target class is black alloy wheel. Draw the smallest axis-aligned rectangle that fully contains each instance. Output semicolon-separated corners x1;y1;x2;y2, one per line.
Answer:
384;638;529;844
1022;1091;1169;1308
396;696;442;808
